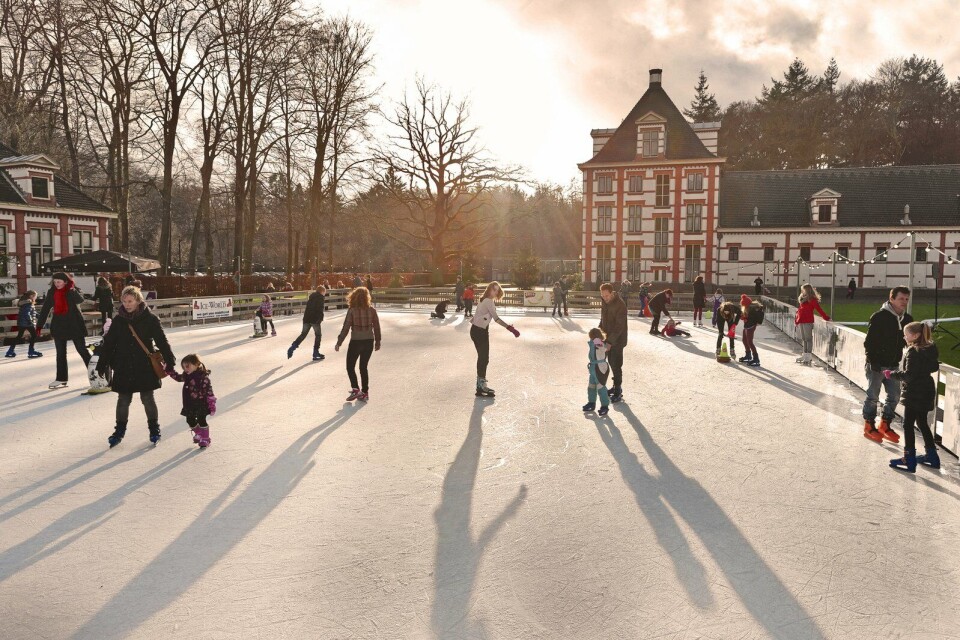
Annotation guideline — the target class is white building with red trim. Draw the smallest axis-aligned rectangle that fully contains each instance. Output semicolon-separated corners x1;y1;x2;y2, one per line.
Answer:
0;141;115;294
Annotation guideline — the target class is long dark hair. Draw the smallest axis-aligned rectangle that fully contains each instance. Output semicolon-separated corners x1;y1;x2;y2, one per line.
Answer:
180;353;210;374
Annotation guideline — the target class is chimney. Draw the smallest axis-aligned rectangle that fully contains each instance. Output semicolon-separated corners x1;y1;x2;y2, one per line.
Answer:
649;68;662;85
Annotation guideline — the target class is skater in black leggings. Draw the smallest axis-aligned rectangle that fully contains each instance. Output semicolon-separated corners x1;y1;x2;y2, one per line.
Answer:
887;322;941;472
715;301;741;359
470;281;519;397
336;287;381;402
35;272;92;388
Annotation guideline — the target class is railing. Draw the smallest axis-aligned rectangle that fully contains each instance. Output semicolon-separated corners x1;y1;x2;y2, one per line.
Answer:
759;296;959;456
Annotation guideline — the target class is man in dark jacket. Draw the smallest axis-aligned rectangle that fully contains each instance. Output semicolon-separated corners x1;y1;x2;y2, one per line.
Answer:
862;286;912;443
599;283;627;402
454;276;465;312
647;288;673;335
288;285;326;361
754;277;764;296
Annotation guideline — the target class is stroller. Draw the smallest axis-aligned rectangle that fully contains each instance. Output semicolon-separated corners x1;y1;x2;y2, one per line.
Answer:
83;319;113;395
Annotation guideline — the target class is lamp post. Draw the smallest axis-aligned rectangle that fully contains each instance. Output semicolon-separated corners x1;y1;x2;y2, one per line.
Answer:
830;252;837;319
903;205;914;314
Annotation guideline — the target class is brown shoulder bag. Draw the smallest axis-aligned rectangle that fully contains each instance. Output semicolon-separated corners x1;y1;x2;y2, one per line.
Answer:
129;324;167;379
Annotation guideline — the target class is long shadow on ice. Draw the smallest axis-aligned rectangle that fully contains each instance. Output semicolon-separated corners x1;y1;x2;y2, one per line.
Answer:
611;404;827;639
431;400;527;639
69;406;358;640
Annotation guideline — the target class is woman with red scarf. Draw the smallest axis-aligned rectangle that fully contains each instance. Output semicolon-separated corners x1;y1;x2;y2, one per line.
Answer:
36;271;91;388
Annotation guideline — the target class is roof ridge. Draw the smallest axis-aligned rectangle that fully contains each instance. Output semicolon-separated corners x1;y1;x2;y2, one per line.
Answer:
727;164;960;175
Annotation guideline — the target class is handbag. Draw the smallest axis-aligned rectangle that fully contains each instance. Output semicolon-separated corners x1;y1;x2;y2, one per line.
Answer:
128;324;167;379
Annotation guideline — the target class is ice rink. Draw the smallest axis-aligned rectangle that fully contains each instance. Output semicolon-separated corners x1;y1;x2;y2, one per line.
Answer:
2;309;959;639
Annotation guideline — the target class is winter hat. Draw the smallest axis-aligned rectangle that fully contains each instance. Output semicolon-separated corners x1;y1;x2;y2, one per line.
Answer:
51;271;72;284
740;294;752;307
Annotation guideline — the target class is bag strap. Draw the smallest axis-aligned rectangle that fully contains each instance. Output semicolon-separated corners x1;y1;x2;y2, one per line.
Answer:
128;323;153;356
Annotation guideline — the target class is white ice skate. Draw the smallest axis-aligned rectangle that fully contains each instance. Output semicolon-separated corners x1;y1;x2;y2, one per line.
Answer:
48;380;68;389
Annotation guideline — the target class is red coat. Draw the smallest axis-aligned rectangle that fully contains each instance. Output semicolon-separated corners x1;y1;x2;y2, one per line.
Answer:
795;298;830;324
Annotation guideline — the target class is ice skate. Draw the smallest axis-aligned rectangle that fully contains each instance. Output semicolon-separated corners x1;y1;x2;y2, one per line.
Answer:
287;344;297;359
748;359;761;367
738;354;753;363
4;345;14;357
598;406;609;417
48;380;68;389
877;418;900;444
357;391;369;402
582;402;596;412
346;388;361;401
28;348;42;358
149;426;161;445
475;377;495;397
108;426;125;448
196;427;211;448
889;449;917;473
863;420;883;443
192;427;202;444
312;350;325;361
917;446;941;469
609;386;623;403
271;329;277;336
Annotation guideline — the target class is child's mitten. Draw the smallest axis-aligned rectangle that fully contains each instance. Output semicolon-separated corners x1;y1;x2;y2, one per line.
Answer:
207;396;218;416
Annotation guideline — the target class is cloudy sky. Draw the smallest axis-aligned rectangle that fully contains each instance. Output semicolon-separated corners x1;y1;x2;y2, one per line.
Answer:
315;0;960;185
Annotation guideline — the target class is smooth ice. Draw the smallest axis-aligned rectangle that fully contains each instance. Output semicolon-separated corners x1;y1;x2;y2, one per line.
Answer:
2;309;959;640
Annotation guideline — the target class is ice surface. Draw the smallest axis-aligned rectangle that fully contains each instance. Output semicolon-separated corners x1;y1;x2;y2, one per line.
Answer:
2;309;959;639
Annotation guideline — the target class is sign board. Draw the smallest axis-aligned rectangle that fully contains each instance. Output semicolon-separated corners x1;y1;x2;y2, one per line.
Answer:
523;290;553;307
193;297;233;320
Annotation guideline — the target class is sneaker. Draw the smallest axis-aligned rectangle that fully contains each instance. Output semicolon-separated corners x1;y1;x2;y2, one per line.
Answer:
346;388;360;401
357;392;369;402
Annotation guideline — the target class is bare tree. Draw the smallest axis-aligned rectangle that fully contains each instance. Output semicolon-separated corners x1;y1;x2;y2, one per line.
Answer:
0;0;56;149
367;79;522;269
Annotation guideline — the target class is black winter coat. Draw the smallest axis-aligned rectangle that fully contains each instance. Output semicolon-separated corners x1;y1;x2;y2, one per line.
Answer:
97;306;176;394
95;285;115;313
693;281;706;307
864;307;913;369
599;294;628;347
891;344;940;411
302;292;326;324
36;286;88;339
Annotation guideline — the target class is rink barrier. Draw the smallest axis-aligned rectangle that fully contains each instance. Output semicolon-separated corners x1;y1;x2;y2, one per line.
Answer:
759;296;959;456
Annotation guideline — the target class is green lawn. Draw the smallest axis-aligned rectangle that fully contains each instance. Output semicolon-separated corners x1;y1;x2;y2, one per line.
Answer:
827;300;960;369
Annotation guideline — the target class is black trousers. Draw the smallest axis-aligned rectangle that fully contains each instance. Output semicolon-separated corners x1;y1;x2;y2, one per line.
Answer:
903;405;935;451
346;339;374;392
55;336;91;382
607;344;624;388
292;322;322;350
470;324;490;378
650;309;662;332
14;326;37;349
716;319;736;351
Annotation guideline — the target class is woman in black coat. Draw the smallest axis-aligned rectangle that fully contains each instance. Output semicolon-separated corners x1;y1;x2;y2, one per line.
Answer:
692;275;706;327
94;276;115;330
96;286;176;447
36;271;91;388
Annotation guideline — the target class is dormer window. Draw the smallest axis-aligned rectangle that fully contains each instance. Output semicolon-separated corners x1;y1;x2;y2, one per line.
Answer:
32;177;50;199
642;131;659;157
810;188;841;225
817;204;831;223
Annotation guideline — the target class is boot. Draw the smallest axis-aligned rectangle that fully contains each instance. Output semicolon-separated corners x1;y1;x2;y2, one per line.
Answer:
148;424;161;445
917;446;941;469
889;449;917;473
197;427;211;448
108;425;126;448
192;427;202;444
27;347;42;358
878;419;900;444
4;345;15;357
312;349;324;361
748;358;761;367
863;420;883;443
287;344;297;359
738;354;754;363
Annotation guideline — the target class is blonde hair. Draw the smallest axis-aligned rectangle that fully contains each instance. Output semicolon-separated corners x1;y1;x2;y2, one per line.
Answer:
904;321;933;349
481;281;503;301
120;286;145;303
348;287;371;308
719;301;740;320
798;283;821;304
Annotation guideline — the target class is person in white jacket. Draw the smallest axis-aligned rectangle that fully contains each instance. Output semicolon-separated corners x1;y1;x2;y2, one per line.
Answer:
470;281;519;397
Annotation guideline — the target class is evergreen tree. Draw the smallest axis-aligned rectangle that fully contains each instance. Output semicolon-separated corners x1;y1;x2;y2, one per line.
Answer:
512;246;541;289
823;58;841;93
683;70;722;122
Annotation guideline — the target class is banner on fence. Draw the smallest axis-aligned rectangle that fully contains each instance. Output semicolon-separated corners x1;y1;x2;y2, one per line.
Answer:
192;297;233;320
523;290;553;307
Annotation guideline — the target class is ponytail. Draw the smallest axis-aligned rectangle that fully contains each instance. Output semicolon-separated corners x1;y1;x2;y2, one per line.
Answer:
904;321;933;349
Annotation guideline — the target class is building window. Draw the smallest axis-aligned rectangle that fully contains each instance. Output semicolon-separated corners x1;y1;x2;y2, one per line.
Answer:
72;230;93;254
685;203;702;232
728;246;739;262
0;227;7;277
627;205;642;232
837;246;849;260
652;268;667;282
597;206;613;233
30;227;53;276
655;175;670;207
654;217;669;261
597;175;613;194
628;175;643;193
763;246;775;262
642;130;659;157
915;246;927;262
687;173;703;192
627;245;643;280
32;177;50;199
596;245;612;283
817;204;831;223
799;246;811;262
874;245;888;262
684;245;701;282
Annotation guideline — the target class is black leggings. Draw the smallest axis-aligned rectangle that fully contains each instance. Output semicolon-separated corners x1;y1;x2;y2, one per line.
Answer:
259;317;275;332
470;324;490;378
187;414;209;429
14;326;37;349
716;319;736;351
55;336;91;381
903;405;935;452
346;339;374;392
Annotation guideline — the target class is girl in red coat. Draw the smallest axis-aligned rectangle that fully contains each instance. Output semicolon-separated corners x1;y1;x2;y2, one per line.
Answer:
794;283;830;365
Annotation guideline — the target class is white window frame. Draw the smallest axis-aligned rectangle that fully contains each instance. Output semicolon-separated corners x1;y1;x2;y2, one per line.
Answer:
686;172;703;192
763;246;775;262
30;227;53;276
597;175;613;194
596;245;612;283
875;245;888;263
652;268;667;282
72;229;94;254
642;130;659;157
596;206;614;233
685;203;702;232
628;175;643;193
655;175;670;207
654;217;669;261
627;205;642;232
626;245;643;280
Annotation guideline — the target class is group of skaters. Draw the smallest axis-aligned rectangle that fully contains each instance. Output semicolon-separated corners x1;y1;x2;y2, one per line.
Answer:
6;269;944;473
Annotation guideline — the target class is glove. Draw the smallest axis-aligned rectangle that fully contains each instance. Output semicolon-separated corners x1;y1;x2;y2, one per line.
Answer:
882;369;892;380
507;324;520;338
207;396;217;416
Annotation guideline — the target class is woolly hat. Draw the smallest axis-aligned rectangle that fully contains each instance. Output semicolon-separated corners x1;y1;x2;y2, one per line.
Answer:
51;271;73;285
740;294;752;307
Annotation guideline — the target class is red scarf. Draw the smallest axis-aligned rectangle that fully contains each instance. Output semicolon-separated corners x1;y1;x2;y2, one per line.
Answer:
53;283;71;315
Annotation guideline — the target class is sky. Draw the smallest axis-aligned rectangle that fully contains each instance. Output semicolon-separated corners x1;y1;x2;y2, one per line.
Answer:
313;0;960;185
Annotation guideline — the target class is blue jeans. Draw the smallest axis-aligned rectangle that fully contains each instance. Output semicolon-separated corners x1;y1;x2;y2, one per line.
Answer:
862;366;900;423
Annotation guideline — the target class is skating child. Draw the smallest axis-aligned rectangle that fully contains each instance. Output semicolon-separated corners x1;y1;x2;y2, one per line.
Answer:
637;282;651;318
463;284;475;318
5;290;42;358
257;294;276;336
885;322;941;472
711;289;725;327
739;294;766;367
662;318;691;337
582;328;610;416
430;300;451;319
166;354;217;448
716;301;741;359
794;283;829;365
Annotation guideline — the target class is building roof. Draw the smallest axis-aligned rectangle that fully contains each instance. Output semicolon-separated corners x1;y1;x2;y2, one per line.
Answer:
719;165;960;229
0;140;112;214
0;153;60;170
584;78;716;164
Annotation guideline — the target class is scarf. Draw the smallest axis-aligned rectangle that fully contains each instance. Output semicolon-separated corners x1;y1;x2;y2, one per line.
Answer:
53;285;71;315
118;301;147;320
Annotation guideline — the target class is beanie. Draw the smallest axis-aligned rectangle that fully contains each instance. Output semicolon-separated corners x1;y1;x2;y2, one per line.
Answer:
740;294;752;307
